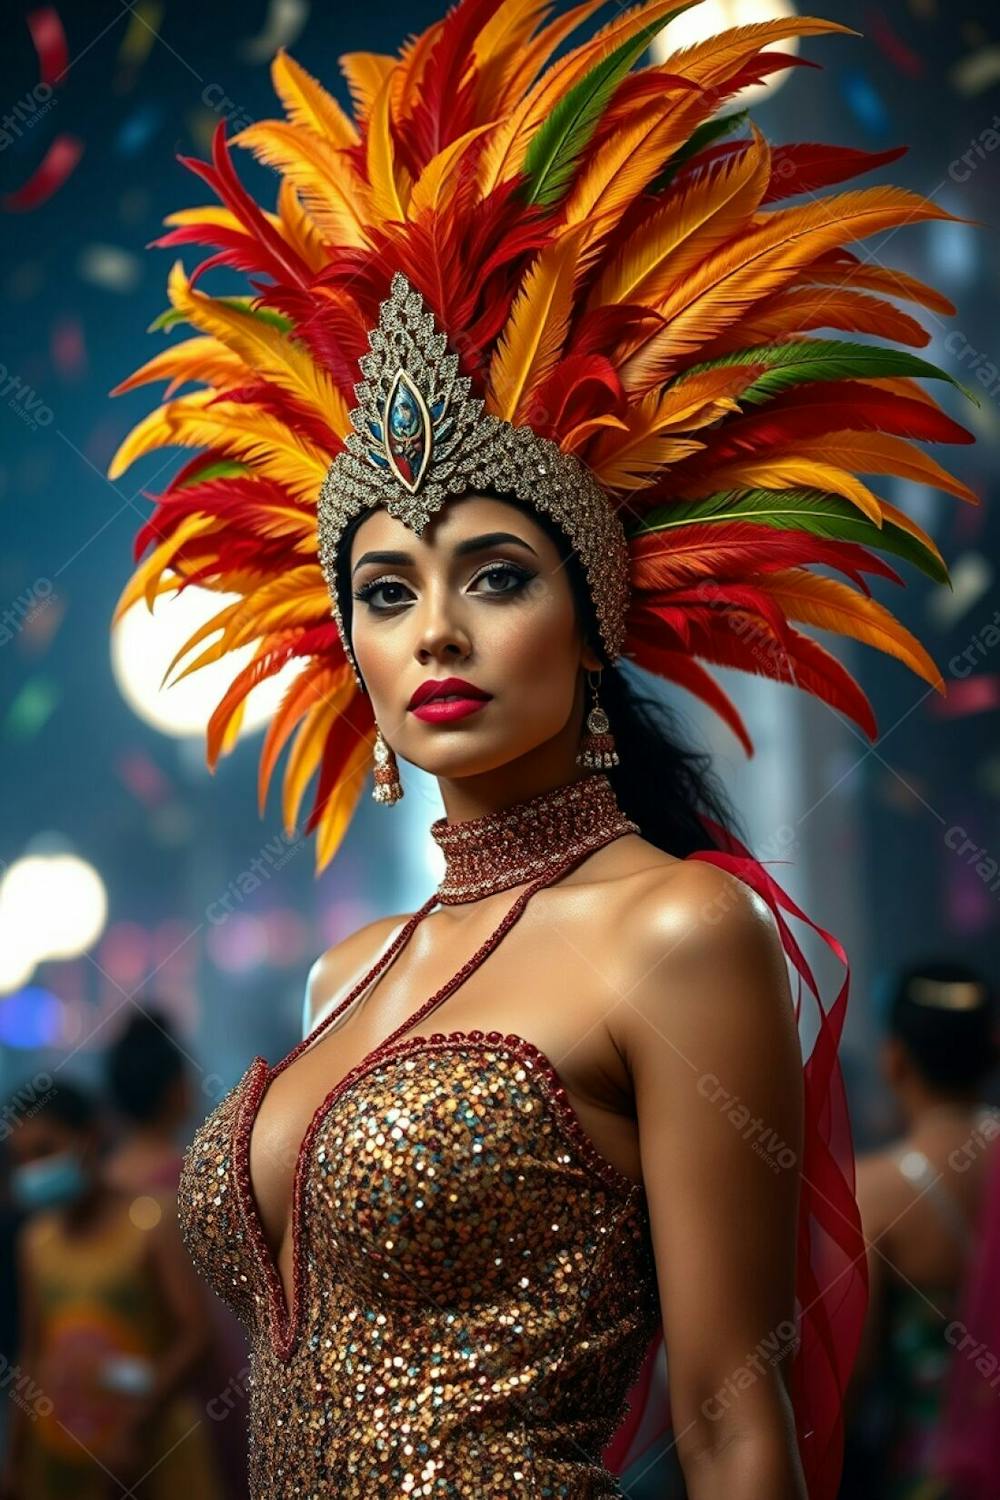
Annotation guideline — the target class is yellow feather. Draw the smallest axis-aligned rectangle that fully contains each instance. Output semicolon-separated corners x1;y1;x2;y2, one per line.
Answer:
487;227;585;423
165;261;350;440
163;204;283;233
108;390;329;503
231;121;373;249
314;736;374;871
408;122;497;220
791;432;979;506
590;126;771;310
170;569;329;684
282;681;356;830
618;187;956;393
110;515;210;625
366;72;410;223
476;0;695;197
272;49;359;147
492;0;607;115
562;93;714;265
661;17;854;85
110;336;246;398
762;568;945;691
561;413;629;453
473;0;551;64
276;177;329;271
799;260;955;315
338;51;396;121
694;458;885;524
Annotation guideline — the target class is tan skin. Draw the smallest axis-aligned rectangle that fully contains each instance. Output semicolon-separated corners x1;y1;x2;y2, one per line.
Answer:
851;1037;996;1397
248;493;807;1497
2;1113;213;1499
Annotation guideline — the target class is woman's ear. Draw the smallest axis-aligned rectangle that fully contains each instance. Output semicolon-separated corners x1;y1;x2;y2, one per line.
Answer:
580;641;604;674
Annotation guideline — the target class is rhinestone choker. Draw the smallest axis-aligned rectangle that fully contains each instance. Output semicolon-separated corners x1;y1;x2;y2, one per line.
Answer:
430;773;639;905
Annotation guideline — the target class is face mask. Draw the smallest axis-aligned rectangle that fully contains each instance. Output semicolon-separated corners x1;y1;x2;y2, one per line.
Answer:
11;1150;87;1212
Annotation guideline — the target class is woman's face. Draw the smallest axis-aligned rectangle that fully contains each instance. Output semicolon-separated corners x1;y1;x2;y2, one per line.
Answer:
347;494;601;780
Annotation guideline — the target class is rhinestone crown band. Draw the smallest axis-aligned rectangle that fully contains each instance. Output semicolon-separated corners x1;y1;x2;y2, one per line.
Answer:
317;273;631;684
429;772;639;905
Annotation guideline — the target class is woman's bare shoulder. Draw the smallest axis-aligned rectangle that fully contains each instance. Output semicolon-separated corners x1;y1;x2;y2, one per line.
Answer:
304;912;413;1033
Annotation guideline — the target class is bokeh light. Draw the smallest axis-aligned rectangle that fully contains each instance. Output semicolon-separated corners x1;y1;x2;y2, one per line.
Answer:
111;582;302;739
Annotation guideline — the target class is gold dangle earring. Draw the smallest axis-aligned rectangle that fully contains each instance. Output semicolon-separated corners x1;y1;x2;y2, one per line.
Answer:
576;669;619;769
372;724;404;804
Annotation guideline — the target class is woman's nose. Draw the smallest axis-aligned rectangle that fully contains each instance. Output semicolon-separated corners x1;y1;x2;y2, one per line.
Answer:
414;588;472;665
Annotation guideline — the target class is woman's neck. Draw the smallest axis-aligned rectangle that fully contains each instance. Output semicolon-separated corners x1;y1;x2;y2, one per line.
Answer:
430;771;638;905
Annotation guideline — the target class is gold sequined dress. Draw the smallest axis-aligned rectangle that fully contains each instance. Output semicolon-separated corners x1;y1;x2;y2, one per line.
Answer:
177;789;661;1498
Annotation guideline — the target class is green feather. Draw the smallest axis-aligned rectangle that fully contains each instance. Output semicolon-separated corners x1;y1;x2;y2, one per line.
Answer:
150;297;292;335
175;460;248;487
628;486;951;585
522;4;701;209
680;339;979;406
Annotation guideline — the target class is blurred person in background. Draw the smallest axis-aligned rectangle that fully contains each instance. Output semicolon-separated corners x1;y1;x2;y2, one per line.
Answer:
848;962;999;1500
104;1010;250;1500
0;1079;222;1500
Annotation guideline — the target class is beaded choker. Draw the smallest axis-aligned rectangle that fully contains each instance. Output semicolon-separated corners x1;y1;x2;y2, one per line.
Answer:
430;773;639;905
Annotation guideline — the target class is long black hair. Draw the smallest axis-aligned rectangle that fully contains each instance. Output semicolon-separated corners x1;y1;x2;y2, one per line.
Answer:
335;493;743;859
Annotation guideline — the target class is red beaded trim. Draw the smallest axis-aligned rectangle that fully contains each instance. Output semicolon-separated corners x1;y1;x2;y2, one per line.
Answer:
233;1030;645;1365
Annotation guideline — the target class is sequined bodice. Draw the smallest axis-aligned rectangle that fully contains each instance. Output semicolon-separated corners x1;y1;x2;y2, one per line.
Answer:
178;1030;660;1497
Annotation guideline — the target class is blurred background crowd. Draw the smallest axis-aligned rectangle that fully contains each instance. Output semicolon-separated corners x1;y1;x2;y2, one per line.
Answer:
0;0;998;1496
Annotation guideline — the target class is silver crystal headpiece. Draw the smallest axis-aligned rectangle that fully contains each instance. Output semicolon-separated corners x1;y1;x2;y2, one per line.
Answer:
317;272;630;683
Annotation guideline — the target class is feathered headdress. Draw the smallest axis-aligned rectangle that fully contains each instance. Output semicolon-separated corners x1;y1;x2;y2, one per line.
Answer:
108;5;974;1489
109;0;974;872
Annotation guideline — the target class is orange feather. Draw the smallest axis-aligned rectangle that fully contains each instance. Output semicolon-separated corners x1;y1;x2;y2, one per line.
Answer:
617;187;956;392
760;567;945;690
487;227;585;423
272;49;359;147
590;125;772;311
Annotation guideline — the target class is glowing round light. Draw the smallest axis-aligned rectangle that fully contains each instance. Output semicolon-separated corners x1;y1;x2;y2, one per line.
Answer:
0;924;40;996
1;855;108;961
111;581;302;740
652;0;801;108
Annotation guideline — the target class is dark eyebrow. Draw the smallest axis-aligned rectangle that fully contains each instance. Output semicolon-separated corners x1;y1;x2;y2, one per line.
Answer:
351;531;538;576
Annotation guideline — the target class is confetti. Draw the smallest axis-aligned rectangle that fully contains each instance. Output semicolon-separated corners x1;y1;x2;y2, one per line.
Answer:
51;315;87;379
239;0;309;64
116;0;163;72
2;135;83;212
950;46;1000;98
865;8;926;78
26;6;68;89
77;243;142;293
931;676;1000;720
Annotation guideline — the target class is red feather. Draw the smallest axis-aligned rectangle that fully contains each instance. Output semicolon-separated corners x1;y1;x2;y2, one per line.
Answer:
174;123;312;292
526;354;625;443
678;382;974;473
630;520;903;594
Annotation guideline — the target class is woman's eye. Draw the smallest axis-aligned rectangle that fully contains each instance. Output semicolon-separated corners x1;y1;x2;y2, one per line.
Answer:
353;579;411;609
471;564;531;594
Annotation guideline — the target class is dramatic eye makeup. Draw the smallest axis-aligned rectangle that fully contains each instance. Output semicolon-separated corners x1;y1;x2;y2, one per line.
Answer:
351;531;540;611
352;559;536;611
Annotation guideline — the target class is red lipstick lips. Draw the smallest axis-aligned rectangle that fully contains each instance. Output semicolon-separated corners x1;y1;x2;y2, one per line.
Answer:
407;676;492;723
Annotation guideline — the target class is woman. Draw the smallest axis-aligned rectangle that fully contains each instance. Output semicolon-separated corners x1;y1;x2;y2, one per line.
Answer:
1;1082;221;1500
850;962;998;1499
107;2;973;1494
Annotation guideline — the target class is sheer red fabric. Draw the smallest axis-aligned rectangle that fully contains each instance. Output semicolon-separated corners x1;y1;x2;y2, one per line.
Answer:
601;820;868;1497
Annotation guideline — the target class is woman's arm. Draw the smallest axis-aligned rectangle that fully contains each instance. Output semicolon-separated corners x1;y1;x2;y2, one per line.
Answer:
620;859;806;1500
